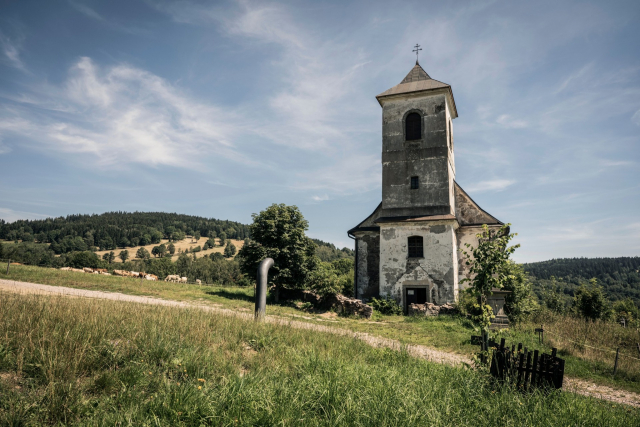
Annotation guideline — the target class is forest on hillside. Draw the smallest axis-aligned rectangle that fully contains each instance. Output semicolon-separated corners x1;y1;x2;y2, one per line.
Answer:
0;212;250;254
523;257;640;308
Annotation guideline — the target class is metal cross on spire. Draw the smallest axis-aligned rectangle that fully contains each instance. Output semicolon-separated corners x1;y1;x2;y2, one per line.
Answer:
412;43;422;63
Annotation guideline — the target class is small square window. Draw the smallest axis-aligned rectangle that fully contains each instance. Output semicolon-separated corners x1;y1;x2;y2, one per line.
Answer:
410;176;419;190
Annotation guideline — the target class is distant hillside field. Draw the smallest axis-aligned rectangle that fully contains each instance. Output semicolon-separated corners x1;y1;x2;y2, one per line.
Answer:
523;257;640;307
0;211;354;264
93;237;245;262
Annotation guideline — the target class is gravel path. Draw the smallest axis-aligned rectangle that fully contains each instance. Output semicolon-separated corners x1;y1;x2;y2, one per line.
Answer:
1;278;638;407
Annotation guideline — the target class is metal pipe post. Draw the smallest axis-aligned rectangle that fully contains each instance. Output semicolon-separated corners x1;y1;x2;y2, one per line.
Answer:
254;257;274;321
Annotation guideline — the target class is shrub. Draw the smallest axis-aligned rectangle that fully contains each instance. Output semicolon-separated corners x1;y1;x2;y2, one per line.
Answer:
573;278;610;321
369;296;403;316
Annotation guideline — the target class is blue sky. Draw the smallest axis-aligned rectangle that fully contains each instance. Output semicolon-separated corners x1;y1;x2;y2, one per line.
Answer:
0;0;639;262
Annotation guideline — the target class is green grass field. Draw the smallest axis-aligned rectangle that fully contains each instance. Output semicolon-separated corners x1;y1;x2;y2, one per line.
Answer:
2;265;640;394
1;292;637;426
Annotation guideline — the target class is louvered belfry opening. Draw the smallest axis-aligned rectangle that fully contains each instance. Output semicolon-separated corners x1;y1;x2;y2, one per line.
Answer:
408;236;424;258
405;112;421;140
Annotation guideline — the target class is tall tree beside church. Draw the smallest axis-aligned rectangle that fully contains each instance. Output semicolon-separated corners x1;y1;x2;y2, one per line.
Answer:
238;204;317;301
460;224;519;333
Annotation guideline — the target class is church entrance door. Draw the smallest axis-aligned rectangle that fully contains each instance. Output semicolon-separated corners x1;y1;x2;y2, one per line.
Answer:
405;288;427;312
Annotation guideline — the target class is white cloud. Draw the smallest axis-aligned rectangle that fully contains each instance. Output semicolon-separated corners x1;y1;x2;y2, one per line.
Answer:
465;179;515;193
496;114;528;129
0;57;244;169
311;194;329;202
632;109;640;126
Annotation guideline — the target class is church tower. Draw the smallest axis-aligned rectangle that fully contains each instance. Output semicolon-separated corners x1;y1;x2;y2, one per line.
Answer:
348;57;503;312
377;61;458;219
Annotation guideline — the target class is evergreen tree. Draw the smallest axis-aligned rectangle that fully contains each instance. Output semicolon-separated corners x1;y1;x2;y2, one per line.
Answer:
224;241;236;258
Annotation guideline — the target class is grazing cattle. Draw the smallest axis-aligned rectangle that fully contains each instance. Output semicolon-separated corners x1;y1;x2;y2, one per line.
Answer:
60;267;72;271
101;272;112;276
83;267;93;273
179;277;187;283
164;274;180;282
70;268;85;273
196;279;202;285
94;268;108;273
145;274;158;281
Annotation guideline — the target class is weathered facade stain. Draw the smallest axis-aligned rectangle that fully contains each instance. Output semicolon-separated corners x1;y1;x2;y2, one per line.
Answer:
348;61;505;310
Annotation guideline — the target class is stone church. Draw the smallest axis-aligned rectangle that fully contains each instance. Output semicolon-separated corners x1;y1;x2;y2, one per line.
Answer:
348;60;504;312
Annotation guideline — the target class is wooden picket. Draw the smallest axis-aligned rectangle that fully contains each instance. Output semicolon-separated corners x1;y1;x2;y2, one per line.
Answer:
488;338;565;391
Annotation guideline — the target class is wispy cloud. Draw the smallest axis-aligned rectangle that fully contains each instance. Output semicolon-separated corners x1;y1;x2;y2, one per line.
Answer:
0;31;27;72
68;1;105;22
465;179;515;193
0;57;243;169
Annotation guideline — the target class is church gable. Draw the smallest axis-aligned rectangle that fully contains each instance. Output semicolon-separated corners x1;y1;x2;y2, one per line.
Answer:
454;182;502;226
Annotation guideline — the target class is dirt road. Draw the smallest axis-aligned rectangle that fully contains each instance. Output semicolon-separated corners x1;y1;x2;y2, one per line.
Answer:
1;278;638;408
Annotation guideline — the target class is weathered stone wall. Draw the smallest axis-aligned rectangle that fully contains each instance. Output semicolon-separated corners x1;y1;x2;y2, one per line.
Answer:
380;92;456;218
455;224;503;291
379;220;459;307
354;231;380;301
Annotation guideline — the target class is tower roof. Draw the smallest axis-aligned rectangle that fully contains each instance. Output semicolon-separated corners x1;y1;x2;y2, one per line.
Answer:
376;61;457;117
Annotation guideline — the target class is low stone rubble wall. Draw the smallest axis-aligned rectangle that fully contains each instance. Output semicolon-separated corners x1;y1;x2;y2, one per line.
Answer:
330;294;373;319
408;302;457;317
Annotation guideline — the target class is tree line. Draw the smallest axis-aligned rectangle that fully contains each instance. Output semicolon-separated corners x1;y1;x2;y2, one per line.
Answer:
523;257;640;307
0;212;250;254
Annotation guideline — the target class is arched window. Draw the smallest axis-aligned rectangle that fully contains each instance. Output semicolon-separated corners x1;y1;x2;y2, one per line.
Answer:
405;112;421;140
408;236;423;258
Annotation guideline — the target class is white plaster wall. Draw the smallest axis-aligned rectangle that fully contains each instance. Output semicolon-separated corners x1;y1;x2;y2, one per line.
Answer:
379;220;459;306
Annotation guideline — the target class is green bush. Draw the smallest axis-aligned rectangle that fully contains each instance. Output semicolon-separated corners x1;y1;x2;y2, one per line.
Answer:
369;296;403;315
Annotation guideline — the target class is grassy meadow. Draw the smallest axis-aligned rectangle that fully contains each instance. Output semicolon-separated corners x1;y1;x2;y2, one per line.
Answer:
0;292;638;426
2;264;640;394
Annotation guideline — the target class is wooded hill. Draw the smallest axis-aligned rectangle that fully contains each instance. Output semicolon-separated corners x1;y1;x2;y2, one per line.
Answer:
0;212;250;254
523;257;640;307
0;211;355;262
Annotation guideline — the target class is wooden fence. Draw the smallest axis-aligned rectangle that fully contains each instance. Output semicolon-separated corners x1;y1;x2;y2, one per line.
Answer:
489;338;565;391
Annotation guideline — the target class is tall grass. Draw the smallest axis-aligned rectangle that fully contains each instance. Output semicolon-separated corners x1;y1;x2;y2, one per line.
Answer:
0;293;637;426
519;311;640;383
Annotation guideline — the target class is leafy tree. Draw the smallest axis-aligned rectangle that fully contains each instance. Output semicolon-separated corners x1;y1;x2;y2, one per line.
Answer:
612;298;639;324
574;278;610;321
136;247;150;260
459;223;519;333
0;242;4;259
308;260;353;297
69;251;101;269
224;241;236;258
218;232;227;247
102;251;115;264
238;204;317;301
152;244;167;258
119;250;129;262
168;242;176;255
501;261;538;323
193;231;201;242
541;277;567;314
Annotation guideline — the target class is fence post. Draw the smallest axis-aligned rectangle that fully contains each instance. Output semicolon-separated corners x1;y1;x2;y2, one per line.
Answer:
6;259;9;274
613;348;620;377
